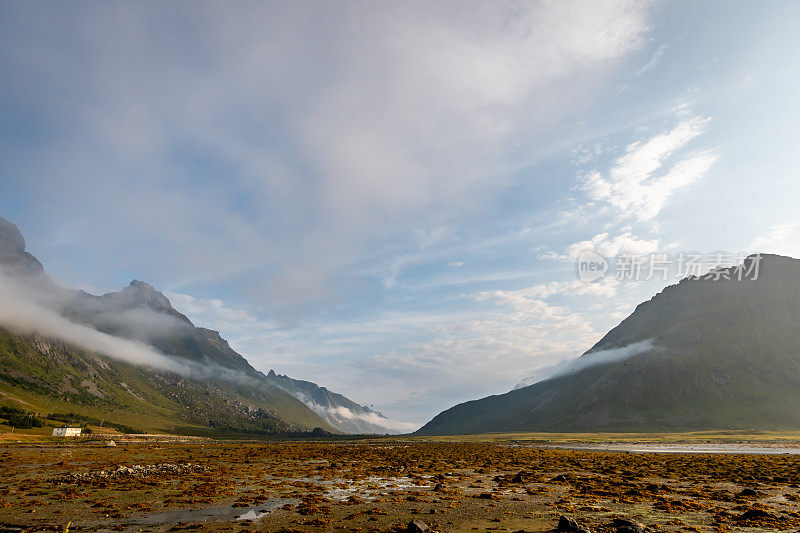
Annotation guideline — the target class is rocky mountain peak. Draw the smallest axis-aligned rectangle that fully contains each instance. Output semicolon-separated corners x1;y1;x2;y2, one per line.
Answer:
94;279;192;326
118;280;175;312
0;216;45;278
0;217;26;254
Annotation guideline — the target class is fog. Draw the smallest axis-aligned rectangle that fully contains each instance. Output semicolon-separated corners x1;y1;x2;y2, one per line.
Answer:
513;340;655;390
291;391;418;434
0;269;187;374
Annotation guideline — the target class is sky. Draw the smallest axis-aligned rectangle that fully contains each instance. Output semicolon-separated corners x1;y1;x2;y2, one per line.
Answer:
2;1;800;427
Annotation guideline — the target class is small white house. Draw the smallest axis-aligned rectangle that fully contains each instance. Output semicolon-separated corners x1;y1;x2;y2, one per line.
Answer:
52;427;82;437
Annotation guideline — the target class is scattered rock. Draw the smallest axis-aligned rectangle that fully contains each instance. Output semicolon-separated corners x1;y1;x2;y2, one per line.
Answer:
56;463;207;483
511;471;527;483
407;519;430;532
558;515;579;532
106;440;117;447
739;488;759;497
612;517;645;533
558;515;592;533
553;474;568;482
736;509;774;521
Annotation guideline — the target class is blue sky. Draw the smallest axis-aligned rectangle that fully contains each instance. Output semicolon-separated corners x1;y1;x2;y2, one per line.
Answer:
2;1;800;426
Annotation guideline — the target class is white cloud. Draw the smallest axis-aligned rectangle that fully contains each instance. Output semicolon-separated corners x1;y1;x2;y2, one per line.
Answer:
303;402;418;434
0;1;662;425
356;294;599;422
479;278;619;302
583;114;717;221
164;291;261;332
566;232;660;260
0;271;185;374
513;339;654;389
635;43;667;77
3;1;653;309
750;222;800;257
538;250;568;261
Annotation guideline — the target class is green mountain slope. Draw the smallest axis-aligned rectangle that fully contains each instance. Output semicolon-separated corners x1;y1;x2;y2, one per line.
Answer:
0;324;330;435
0;217;331;435
417;254;800;435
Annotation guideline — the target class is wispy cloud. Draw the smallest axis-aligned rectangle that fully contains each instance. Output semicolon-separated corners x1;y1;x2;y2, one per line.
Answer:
0;1;653;311
513;339;654;389
750;222;800;257
566;232;660;261
164;291;265;333
635;43;668;77
582;114;717;221
479;278;620;302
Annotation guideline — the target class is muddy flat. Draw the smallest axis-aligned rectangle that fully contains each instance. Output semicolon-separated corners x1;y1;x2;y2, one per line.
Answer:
2;438;800;532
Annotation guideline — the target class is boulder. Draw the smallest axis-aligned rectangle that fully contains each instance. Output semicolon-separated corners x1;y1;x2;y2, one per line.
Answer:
558;515;592;533
558;516;579;532
407;519;430;532
612;518;645;533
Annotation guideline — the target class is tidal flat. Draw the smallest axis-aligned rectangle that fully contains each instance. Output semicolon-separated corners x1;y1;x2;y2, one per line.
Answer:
2;438;800;532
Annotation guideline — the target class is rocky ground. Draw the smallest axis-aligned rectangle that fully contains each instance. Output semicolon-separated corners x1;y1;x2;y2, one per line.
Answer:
1;439;800;532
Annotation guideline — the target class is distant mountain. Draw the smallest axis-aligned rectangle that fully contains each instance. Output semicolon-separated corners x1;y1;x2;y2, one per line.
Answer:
417;254;800;435
0;217;400;435
265;370;399;434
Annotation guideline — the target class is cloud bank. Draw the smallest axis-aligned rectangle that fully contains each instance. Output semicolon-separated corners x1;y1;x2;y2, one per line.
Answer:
513;339;654;390
0;270;186;373
291;390;417;434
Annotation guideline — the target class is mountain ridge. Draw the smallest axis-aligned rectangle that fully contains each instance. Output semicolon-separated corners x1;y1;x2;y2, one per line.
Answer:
0;217;402;435
417;253;800;435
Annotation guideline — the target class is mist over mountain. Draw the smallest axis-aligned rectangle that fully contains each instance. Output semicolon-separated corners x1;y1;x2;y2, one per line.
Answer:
417;254;800;435
265;371;416;434
0;217;404;435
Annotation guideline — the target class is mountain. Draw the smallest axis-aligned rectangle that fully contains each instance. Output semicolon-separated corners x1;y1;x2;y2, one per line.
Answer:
264;370;399;434
417;254;800;435
0;217;398;435
63;280;257;376
0;219;46;280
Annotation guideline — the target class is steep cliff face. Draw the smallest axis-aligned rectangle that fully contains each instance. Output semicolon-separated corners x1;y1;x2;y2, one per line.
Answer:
418;255;800;435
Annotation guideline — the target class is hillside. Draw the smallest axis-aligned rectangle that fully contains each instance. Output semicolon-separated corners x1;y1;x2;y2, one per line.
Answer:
417;254;800;435
0;326;325;435
0;216;399;435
